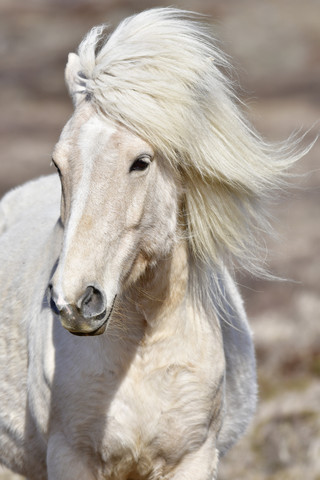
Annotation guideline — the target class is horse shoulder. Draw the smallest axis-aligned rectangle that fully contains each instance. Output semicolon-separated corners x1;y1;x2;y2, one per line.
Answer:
0;174;60;234
216;270;257;455
0;175;62;478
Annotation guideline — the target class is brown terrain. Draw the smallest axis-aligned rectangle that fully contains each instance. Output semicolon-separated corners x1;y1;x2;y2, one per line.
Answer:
0;1;319;479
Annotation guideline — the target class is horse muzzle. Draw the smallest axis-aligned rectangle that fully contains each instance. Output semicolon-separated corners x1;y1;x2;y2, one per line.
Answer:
49;284;115;336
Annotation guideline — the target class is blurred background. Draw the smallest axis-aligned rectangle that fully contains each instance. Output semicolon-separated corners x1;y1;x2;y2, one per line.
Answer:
0;0;319;479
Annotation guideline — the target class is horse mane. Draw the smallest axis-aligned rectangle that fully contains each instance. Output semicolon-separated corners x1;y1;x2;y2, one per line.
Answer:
72;7;306;275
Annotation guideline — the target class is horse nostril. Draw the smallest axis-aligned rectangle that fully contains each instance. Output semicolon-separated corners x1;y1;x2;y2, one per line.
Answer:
79;286;106;319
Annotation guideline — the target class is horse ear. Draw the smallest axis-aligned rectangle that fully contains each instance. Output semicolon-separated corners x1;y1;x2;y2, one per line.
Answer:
65;53;83;106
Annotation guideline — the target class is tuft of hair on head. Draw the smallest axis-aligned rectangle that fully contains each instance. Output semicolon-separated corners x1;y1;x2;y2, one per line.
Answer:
69;7;311;277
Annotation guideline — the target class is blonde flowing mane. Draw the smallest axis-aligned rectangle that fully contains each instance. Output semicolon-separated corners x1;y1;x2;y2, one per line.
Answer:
71;8;303;274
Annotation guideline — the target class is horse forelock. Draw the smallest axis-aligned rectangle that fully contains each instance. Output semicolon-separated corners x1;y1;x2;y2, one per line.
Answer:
73;7;307;275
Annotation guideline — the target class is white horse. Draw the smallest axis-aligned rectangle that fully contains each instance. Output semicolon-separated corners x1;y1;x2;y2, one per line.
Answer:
0;8;301;480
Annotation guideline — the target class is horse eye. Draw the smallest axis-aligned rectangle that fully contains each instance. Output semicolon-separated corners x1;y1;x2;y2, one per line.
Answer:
129;156;151;173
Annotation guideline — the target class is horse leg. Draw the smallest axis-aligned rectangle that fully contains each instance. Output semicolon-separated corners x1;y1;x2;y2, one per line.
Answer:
169;438;219;480
47;433;96;480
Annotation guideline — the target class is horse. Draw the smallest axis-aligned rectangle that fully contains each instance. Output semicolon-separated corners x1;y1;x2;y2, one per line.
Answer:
0;8;302;480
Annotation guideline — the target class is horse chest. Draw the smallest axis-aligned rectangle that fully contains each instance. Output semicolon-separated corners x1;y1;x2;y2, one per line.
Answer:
54;320;223;479
95;345;219;479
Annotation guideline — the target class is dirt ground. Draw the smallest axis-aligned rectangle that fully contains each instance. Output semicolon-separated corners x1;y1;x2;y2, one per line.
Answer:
0;1;319;479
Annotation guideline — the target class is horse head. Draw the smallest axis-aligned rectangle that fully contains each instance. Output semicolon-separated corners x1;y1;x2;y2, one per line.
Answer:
49;97;180;335
49;8;302;336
